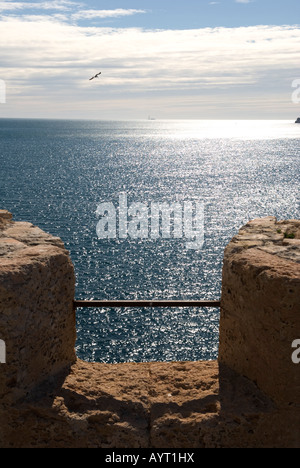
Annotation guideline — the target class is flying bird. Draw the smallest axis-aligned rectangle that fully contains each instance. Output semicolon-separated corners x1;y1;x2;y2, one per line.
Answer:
89;72;102;81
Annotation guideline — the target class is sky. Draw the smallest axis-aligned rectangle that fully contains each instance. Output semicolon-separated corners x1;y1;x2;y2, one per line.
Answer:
0;0;300;120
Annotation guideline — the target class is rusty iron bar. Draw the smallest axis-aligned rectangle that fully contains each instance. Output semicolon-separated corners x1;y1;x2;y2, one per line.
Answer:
74;300;221;309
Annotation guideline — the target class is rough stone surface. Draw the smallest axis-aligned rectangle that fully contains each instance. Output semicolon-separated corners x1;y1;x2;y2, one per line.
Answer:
1;359;299;448
0;211;76;407
219;217;300;407
1;213;299;448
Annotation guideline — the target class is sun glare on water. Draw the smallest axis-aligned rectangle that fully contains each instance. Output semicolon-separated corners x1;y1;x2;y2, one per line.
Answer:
156;120;300;141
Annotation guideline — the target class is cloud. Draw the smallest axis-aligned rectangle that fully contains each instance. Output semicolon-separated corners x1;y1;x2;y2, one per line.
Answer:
0;0;79;12
71;9;147;21
0;14;299;118
235;0;253;3
2;20;299;86
0;1;147;21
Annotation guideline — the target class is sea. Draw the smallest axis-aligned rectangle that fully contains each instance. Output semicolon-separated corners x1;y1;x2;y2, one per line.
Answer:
0;118;299;363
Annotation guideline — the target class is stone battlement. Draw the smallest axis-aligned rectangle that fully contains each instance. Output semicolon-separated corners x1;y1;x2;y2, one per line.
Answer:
0;211;299;448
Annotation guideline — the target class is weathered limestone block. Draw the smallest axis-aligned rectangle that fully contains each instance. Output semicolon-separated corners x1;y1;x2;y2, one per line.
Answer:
0;211;76;407
219;217;300;407
2;359;294;449
1;213;299;448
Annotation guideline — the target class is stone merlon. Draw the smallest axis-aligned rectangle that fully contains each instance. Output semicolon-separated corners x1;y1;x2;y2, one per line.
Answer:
0;211;299;448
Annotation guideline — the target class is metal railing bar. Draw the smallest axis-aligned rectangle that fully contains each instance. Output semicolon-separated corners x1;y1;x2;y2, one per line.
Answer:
74;300;221;309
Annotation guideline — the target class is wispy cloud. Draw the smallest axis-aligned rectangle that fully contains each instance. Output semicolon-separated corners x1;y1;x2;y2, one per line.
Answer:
71;9;147;21
1;18;299;83
0;11;299;119
235;0;253;3
0;0;79;12
0;1;147;21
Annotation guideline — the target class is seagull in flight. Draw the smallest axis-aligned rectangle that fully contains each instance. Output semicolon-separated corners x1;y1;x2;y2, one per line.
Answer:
89;72;102;81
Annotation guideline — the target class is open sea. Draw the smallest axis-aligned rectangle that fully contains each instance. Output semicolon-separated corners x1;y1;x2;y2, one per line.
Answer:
0;118;299;363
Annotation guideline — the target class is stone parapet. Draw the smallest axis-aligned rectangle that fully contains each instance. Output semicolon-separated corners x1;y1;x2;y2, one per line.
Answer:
0;211;76;406
2;359;298;448
219;216;300;407
0;213;299;448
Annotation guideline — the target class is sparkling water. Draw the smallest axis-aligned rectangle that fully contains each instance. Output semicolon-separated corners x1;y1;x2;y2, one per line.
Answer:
0;118;299;362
